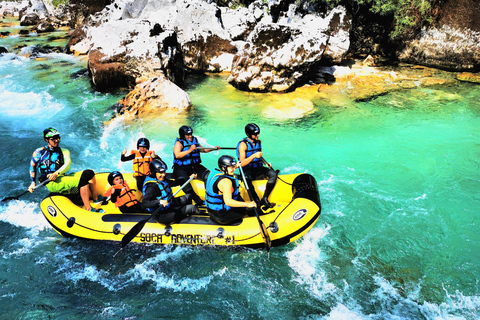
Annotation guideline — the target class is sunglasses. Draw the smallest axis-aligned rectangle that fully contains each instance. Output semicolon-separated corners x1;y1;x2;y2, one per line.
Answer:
49;136;60;141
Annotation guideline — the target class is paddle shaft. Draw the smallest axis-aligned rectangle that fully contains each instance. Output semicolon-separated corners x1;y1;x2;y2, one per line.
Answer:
261;157;272;169
196;147;237;151
238;164;271;251
2;179;50;202
121;175;195;248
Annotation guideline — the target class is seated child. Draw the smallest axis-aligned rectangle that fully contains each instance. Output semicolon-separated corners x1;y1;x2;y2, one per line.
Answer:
103;171;145;214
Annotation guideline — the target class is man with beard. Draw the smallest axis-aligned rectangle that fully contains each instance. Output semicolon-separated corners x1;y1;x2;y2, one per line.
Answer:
236;123;278;209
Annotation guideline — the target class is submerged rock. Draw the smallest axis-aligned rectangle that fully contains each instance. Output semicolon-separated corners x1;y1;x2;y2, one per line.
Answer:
457;72;480;84
310;63;457;103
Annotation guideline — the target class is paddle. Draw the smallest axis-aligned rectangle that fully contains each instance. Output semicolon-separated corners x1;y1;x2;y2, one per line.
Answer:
120;175;195;248
261;156;284;185
262;157;279;170
197;147;237;151
238;163;271;251
2;179;50;202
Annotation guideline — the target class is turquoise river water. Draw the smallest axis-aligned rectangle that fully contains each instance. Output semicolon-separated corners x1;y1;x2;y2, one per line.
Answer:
0;17;479;319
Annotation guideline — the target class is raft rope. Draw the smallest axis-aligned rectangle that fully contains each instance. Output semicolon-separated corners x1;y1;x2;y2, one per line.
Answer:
292;183;317;200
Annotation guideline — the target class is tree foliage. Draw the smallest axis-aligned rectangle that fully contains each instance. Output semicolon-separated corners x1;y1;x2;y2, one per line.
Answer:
51;0;69;6
320;0;443;39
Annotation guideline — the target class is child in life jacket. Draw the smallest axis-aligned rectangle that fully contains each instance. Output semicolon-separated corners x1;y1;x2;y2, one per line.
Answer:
121;137;158;190
103;171;145;214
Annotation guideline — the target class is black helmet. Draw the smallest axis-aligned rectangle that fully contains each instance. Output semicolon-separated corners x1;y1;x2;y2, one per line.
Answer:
179;125;193;139
43;127;60;140
149;159;167;175
137;137;150;149
218;155;237;173
108;171;123;185
245;123;260;137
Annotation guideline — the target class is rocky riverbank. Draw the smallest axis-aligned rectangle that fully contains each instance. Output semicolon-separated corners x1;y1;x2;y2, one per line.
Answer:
1;0;479;122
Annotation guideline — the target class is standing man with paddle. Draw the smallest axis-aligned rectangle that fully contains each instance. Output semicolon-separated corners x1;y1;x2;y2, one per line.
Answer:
172;125;219;206
142;158;199;225
28;127;100;212
237;123;278;209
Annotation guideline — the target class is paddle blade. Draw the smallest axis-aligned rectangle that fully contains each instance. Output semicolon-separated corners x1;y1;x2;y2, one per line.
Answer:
121;215;152;248
254;208;271;251
259;220;271;251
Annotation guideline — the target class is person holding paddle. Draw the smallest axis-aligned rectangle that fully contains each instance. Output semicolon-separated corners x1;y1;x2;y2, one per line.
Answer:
142;159;199;225
172;125;219;206
28;127;100;212
237;123;278;209
205;155;257;225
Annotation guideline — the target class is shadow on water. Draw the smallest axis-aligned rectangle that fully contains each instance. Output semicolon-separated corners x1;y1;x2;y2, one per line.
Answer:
184;71;211;90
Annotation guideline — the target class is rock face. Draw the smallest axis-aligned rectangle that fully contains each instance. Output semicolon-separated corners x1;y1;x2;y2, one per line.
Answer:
67;0;351;104
65;0;351;117
228;7;351;92
68;0;112;29
399;26;480;72
399;0;480;71
88;49;136;92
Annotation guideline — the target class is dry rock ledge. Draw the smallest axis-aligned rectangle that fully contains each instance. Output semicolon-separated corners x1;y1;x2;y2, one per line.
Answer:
2;0;479;121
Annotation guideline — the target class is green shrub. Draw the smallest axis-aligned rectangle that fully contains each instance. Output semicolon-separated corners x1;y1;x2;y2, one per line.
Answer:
319;0;443;39
52;0;69;7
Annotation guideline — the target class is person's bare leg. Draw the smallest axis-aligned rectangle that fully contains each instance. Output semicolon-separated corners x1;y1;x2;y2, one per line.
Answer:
89;176;98;201
80;184;92;211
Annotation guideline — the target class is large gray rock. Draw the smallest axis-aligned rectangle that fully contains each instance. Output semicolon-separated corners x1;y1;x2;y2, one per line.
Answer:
228;6;351;92
20;0;50;20
20;12;40;26
36;21;55;33
399;26;480;72
73;18;185;90
114;75;192;122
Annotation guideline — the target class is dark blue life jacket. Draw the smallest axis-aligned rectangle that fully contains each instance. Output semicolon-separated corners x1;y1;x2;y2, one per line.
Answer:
236;138;262;169
205;169;240;212
173;136;201;167
142;176;172;212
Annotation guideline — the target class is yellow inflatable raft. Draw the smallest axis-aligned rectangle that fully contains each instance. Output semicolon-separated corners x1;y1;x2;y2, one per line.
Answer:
40;172;321;249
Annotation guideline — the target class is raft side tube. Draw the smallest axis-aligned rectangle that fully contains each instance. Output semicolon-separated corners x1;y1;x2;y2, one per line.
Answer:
292;173;321;208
